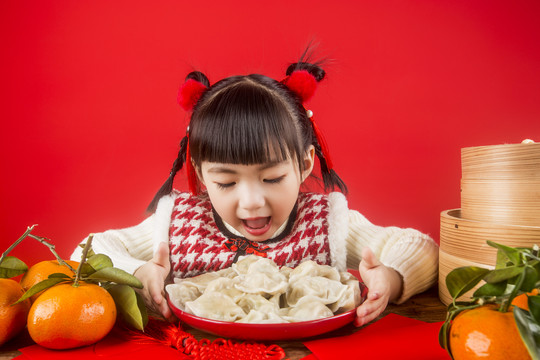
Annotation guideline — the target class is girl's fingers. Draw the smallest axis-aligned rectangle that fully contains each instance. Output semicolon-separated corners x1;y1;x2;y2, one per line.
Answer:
152;242;170;269
354;295;388;327
360;247;382;270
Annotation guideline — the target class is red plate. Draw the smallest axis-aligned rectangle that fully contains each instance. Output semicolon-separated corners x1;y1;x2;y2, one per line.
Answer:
167;279;367;341
167;297;358;341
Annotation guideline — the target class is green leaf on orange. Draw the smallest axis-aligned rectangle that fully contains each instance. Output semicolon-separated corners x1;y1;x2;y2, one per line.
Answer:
86;267;143;288
0;256;28;278
519;266;539;292
107;284;148;331
484;265;524;284
488;240;522;266
86;254;114;271
14;277;68;304
529;295;540;325
473;281;507;297
446;266;490;300
514;306;540;360
48;272;72;279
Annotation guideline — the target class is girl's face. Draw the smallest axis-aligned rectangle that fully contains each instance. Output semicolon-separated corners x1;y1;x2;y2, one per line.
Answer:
199;147;315;242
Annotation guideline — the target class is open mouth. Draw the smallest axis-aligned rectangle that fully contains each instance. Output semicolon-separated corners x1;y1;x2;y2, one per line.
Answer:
242;217;272;236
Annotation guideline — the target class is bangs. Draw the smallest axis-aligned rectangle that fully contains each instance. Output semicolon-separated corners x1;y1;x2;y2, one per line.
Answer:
189;76;303;166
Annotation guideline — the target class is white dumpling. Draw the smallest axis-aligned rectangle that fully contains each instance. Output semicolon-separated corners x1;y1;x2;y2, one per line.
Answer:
279;265;293;280
286;276;347;307
329;272;362;312
237;309;287;323
185;292;246;322
234;256;287;295
204;277;244;302
231;255;266;275
282;297;334;322
172;271;221;292
235;271;288;296
236;294;277;313
216;266;237;279
288;260;341;284
166;283;200;311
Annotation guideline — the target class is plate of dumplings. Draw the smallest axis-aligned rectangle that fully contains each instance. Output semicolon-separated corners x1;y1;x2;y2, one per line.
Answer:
166;255;366;340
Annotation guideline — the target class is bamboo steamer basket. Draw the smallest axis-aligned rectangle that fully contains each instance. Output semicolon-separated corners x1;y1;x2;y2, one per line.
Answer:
438;249;494;305
461;178;540;226
440;209;540;264
461;142;540;180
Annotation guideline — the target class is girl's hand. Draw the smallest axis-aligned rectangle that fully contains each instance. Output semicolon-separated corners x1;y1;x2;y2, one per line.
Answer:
133;242;175;321
354;247;403;327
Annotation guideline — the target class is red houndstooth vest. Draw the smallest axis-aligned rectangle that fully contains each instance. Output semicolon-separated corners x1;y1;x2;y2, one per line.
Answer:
168;191;337;279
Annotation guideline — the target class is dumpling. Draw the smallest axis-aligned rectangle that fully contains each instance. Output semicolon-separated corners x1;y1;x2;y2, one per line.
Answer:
235;294;285;323
234;271;288;296
279;265;293;280
236;294;278;313
165;283;200;311
233;256;288;296
204;277;244;302
329;272;362;312
185;292;246;322
288;260;341;284
231;255;267;275
286;276;347;307
282;296;334;322
237;309;286;323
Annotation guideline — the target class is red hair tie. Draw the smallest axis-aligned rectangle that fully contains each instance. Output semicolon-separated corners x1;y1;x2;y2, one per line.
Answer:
178;78;208;111
282;70;317;103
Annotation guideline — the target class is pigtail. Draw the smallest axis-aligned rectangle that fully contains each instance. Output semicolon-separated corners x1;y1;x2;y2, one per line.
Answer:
147;136;189;212
314;142;348;194
283;60;348;195
147;71;210;213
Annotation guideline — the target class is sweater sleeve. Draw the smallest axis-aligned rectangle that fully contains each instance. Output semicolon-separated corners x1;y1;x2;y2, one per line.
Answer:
69;193;177;274
70;215;156;275
345;210;439;304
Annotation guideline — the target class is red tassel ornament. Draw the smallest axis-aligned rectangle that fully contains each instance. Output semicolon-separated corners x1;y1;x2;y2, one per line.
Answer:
282;70;318;102
309;114;334;171
178;78;208;111
117;318;288;360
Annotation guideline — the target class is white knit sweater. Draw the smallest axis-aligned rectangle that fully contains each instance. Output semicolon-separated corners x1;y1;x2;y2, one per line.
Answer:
71;192;439;304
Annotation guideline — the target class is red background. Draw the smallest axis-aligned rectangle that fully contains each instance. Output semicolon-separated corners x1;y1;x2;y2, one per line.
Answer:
1;1;540;266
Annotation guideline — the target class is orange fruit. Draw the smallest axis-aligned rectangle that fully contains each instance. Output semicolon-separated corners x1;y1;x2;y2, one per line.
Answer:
449;304;532;360
511;288;539;311
20;260;79;302
0;278;31;346
27;282;117;349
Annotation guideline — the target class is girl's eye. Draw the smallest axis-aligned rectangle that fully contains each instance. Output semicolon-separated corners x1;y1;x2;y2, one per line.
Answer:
264;175;285;184
216;182;236;189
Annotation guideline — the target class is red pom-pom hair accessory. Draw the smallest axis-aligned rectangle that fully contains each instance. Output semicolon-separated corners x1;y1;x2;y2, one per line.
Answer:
281;70;318;103
177;77;208;194
282;70;333;171
177;78;208;112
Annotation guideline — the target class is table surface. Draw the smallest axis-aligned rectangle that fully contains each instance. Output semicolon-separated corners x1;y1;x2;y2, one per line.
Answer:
0;286;447;360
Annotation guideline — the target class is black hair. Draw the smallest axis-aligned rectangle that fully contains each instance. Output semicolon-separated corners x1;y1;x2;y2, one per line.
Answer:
147;59;347;212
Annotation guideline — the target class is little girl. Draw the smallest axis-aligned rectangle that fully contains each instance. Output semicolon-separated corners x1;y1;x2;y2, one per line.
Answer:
71;56;438;327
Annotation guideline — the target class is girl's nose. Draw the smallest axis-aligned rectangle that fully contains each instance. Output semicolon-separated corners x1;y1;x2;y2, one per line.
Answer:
238;184;265;211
